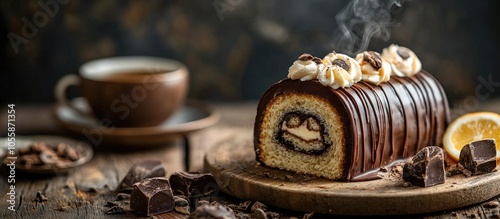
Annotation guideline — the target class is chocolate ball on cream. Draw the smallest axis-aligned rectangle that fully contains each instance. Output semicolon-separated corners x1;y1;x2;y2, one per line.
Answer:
323;52;362;84
288;53;324;81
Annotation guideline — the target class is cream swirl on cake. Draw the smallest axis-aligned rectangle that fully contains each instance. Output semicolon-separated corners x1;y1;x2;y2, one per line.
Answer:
356;51;392;85
318;65;355;89
288;53;324;81
381;44;422;77
323;52;362;83
288;52;362;89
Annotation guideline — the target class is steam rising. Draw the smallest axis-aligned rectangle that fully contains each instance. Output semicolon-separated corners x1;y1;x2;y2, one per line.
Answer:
332;0;406;56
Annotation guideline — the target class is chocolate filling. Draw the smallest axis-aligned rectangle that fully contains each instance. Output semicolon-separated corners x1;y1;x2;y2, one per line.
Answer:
332;59;349;71
276;112;332;155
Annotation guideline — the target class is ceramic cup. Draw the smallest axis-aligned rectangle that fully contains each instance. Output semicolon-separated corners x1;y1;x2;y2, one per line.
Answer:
55;56;189;127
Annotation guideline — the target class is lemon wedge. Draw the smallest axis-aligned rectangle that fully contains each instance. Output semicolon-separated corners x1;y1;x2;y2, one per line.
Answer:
443;112;500;162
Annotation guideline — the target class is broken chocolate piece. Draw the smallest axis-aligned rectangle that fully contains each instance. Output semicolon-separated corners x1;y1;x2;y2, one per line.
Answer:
403;146;445;187
130;177;175;216
188;203;236;219
459;139;497;176
169;172;218;198
117;160;165;192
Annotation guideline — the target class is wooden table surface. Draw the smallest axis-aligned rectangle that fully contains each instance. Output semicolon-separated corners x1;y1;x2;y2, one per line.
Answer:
1;100;500;219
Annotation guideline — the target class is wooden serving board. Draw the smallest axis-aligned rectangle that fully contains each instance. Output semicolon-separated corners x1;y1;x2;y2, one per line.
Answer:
204;137;500;215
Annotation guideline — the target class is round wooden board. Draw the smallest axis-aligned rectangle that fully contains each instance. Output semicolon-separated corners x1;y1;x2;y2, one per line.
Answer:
204;138;500;215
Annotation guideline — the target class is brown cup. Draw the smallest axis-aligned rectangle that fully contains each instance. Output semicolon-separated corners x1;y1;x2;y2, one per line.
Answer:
55;56;189;127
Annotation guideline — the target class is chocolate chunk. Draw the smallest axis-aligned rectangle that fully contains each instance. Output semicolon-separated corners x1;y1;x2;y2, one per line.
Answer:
403;146;445;187
397;48;410;60
297;53;314;61
189;203;236;219
459;139;497;176
169;172;218;198
130;177;175;216
332;59;349;71
363;51;382;70
117;160;166;192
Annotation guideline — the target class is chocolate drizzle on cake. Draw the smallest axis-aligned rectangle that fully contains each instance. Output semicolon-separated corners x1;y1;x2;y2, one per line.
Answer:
276;112;332;155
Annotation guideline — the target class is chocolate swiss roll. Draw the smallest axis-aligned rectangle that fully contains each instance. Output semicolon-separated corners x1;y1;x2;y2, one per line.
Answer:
253;46;450;181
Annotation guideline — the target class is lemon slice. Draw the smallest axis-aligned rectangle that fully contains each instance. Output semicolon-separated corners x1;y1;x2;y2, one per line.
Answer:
443;112;500;162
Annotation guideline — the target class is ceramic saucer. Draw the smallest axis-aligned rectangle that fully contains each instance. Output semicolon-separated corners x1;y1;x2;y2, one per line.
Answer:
52;98;219;148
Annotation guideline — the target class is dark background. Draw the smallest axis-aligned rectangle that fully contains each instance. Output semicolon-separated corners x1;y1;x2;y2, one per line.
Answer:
1;0;499;105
